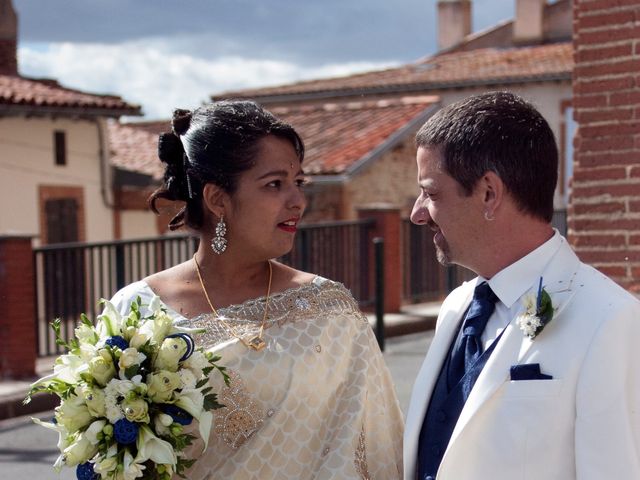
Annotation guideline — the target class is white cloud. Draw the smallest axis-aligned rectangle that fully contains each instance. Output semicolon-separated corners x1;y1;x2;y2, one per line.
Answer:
18;41;396;119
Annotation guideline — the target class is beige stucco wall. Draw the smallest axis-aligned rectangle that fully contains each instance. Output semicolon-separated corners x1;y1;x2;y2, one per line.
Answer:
119;209;158;239
0;116;114;243
344;137;418;219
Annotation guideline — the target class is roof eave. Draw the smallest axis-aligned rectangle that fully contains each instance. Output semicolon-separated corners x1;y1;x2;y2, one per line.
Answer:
0;104;143;118
222;72;572;104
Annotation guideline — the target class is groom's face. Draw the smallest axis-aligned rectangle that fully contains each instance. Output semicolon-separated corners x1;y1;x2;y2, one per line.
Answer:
410;146;485;270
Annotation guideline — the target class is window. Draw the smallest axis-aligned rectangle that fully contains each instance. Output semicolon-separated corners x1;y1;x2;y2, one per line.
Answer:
54;130;66;166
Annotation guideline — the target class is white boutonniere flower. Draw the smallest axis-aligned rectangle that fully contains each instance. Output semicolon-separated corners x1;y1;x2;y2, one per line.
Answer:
516;277;555;339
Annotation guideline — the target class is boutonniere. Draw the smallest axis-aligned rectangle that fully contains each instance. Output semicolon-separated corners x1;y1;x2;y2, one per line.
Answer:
516;277;554;339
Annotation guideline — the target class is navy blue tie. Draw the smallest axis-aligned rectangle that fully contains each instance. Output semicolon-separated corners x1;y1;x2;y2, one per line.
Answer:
447;282;498;397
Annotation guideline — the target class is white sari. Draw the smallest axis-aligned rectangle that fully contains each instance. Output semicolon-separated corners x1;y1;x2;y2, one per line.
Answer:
111;277;403;479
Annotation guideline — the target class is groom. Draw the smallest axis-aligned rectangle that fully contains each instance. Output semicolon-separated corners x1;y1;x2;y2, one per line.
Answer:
404;92;640;479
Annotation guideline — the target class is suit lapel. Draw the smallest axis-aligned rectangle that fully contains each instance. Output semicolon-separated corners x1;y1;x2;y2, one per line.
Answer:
441;239;582;469
404;283;474;470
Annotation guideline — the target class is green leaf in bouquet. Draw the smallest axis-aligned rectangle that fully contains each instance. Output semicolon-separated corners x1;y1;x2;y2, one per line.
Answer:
80;313;93;327
125;365;140;379
200;386;212;395
203;393;224;411
195;378;209;389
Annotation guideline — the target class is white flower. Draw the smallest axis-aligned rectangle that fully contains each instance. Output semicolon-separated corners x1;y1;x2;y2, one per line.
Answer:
79;384;107;418
516;313;543;338
107;378;137;396
153;413;174;437
75;324;99;345
138;311;174;345
52;353;88;384
119;347;146;371
146;370;181;403
129;332;150;350
134;425;177;466
123;449;146;480
178;368;197;390
63;432;98;467
31;417;71;465
175;388;213;450
85;419;107;445
95;455;118;477
88;349;117;386
183;350;209;376
97;300;124;337
55;394;92;432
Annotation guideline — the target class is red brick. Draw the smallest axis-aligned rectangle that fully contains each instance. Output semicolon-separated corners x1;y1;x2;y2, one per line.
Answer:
575;107;634;123
572;181;640;198
595;265;628;277
576;43;633;64
573;94;608;108
630;200;640;212
572;201;626;215
576;59;640;80
630;165;640;178
572;217;640;231
610;91;640;106
572;166;627;182
572;233;627;247
576;135;635;153
580;122;640;138
578;25;640;45
576;0;640;12
631;234;640;245
574;76;635;95
578;10;636;29
576;249;640;263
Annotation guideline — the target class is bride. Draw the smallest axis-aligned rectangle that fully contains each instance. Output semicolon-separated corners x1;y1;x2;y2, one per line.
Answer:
110;101;403;479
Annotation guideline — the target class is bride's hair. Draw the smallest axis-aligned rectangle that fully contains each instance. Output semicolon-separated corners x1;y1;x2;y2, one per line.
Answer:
150;100;304;231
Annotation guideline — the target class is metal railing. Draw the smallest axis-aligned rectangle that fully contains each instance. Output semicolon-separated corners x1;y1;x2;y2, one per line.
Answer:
34;219;376;357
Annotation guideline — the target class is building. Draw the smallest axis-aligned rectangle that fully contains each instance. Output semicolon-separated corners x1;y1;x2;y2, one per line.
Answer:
0;0;141;244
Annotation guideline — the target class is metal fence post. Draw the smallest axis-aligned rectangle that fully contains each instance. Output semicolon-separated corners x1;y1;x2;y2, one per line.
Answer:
115;243;126;291
373;237;385;351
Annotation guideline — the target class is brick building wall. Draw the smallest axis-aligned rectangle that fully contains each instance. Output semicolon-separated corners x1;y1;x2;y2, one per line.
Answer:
570;0;640;291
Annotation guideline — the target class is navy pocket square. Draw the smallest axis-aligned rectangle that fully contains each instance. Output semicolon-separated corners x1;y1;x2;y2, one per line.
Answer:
510;363;553;381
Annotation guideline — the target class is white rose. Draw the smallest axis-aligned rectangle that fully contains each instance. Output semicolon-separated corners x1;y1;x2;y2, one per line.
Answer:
79;384;106;418
55;394;92;432
119;348;146;371
146;371;181;403
89;349;116;386
153;337;187;372
122;397;150;424
139;311;174;345
63;432;98;467
129;332;150;350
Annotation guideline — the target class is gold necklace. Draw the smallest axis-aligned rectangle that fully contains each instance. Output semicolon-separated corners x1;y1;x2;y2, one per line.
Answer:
193;254;272;352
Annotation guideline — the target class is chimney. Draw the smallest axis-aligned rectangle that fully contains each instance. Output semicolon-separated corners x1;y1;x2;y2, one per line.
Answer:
514;0;544;44
0;0;17;75
437;0;472;51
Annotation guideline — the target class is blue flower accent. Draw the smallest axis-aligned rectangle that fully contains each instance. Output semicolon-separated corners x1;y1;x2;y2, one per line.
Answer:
161;404;193;425
76;462;99;480
165;333;195;361
114;418;139;445
105;335;128;350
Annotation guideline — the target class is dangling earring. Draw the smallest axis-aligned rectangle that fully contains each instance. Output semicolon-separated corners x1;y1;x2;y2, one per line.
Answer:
211;215;228;255
484;211;495;221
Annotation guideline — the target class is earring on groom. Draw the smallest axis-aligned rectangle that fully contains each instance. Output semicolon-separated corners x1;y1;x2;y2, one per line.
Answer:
211;215;228;254
484;211;495;221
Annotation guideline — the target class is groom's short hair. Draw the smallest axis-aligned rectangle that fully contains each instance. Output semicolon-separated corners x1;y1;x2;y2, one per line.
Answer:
415;91;558;223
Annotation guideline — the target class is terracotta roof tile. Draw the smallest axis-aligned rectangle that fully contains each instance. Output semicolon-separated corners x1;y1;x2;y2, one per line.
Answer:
108;121;163;179
109;96;439;178
0;74;140;115
216;43;572;101
273;96;439;175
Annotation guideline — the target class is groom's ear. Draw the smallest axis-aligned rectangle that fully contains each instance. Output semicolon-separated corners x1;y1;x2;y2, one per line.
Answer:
480;171;504;217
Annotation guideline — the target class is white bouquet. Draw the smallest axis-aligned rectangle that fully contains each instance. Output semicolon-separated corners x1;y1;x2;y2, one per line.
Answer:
25;296;228;480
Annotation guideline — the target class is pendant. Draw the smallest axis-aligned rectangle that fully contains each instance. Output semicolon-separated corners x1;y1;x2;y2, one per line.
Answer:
245;336;266;352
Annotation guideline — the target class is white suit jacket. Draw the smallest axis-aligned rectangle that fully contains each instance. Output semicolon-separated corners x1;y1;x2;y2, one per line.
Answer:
404;238;640;479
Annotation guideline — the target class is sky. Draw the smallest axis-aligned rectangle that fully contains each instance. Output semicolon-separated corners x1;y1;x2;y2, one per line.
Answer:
14;0;515;120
